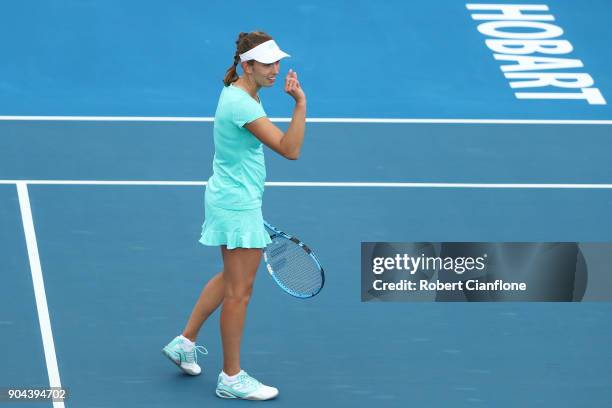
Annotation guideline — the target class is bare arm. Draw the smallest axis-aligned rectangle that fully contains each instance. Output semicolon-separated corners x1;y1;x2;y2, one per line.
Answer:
244;69;306;160
245;102;305;160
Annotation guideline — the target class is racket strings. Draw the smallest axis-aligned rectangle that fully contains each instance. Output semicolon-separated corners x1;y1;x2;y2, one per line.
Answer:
265;237;323;296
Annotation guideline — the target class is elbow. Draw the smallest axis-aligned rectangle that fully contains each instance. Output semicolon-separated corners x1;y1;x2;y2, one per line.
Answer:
284;150;300;160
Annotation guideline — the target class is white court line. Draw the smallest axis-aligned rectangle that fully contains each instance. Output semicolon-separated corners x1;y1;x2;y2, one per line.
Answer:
0;115;611;124
16;183;64;408
2;180;612;188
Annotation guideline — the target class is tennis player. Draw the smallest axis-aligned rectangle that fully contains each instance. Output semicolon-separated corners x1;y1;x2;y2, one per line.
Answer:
162;31;305;400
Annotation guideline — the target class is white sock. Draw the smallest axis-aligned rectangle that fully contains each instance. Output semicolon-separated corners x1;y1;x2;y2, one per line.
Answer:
221;370;242;383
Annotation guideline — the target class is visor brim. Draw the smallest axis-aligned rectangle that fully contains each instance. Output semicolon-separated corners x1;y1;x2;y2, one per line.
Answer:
253;51;291;64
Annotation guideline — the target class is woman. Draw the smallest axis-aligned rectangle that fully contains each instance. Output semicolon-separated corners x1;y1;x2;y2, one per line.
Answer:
162;31;306;401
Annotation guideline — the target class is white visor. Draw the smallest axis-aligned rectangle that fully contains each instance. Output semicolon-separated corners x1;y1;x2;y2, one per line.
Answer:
239;40;290;64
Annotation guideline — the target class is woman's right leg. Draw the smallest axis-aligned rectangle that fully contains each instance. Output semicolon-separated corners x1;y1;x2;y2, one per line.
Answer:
181;270;225;342
219;245;262;376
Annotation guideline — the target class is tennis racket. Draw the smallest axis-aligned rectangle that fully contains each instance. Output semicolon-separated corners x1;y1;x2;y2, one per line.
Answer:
263;220;325;298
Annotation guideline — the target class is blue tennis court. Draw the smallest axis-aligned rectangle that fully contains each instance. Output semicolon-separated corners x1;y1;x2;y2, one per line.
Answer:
1;1;611;407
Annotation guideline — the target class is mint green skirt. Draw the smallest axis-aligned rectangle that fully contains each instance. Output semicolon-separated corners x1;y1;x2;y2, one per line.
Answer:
199;195;272;250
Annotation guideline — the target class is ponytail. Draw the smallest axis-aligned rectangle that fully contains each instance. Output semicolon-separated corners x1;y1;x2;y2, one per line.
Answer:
222;49;241;86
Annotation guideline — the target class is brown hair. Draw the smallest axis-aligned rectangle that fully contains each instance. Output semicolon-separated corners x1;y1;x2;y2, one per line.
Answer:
223;31;273;86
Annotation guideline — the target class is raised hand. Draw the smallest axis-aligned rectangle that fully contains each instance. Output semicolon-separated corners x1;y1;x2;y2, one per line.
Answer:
284;68;306;104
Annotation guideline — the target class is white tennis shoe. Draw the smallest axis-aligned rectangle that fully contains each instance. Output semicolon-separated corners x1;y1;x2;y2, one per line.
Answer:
162;335;208;376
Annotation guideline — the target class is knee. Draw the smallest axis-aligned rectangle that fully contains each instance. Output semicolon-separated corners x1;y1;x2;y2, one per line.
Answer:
224;284;254;304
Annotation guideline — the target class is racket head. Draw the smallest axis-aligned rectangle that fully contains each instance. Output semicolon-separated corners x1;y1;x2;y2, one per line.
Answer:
263;221;325;298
